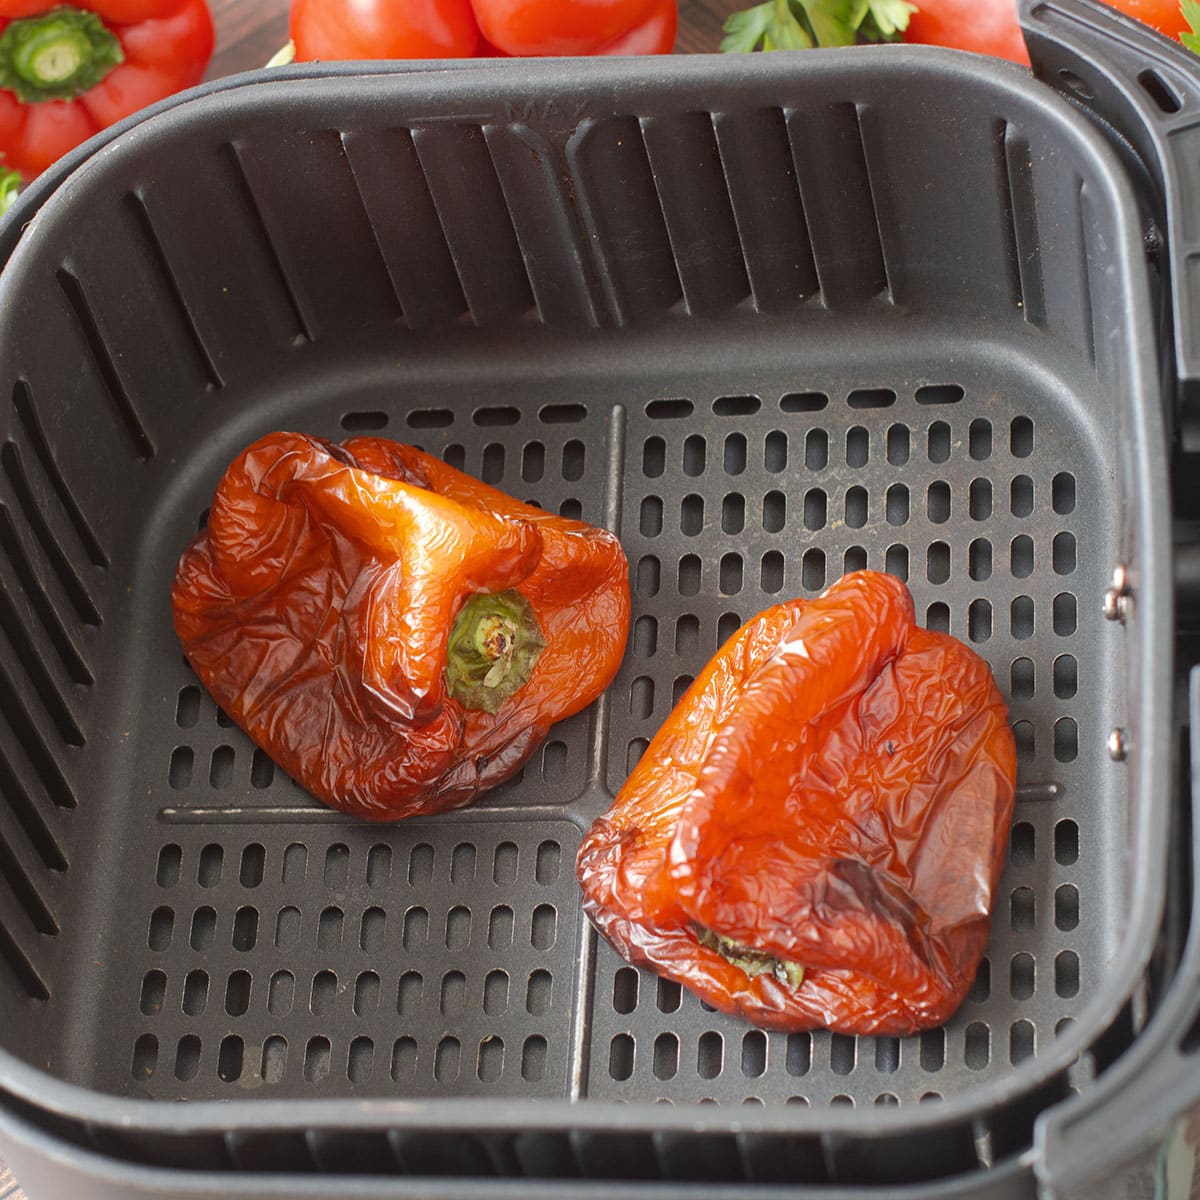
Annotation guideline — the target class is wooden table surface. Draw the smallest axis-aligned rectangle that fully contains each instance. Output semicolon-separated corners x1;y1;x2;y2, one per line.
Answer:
1;1;735;1196
205;0;737;79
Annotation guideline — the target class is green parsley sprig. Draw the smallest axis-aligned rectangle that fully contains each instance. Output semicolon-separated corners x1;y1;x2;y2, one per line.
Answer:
1182;0;1200;52
721;0;917;53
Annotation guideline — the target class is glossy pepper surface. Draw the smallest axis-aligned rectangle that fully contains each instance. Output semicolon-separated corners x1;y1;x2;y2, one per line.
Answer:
0;0;213;181
172;432;630;821
577;571;1016;1034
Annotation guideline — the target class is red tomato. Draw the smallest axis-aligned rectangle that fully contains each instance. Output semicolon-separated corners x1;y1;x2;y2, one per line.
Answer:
475;35;510;55
594;0;676;54
290;0;480;61
1112;0;1192;37
905;0;1192;65
904;0;1029;63
470;0;661;55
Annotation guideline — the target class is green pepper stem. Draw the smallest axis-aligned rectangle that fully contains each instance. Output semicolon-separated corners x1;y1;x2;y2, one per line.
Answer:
445;590;544;714
696;924;806;989
0;7;124;104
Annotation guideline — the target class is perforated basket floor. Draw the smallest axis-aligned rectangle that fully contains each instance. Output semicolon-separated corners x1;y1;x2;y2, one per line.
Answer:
0;49;1171;1174
53;326;1127;1110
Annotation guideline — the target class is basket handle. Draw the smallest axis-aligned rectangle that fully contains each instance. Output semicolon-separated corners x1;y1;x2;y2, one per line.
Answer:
1034;664;1200;1197
1019;0;1200;446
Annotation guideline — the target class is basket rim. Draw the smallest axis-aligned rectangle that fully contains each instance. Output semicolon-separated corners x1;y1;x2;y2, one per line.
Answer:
0;45;1175;1158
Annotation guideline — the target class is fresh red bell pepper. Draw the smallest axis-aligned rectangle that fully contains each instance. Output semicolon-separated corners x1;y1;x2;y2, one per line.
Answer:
578;571;1017;1034
0;0;213;181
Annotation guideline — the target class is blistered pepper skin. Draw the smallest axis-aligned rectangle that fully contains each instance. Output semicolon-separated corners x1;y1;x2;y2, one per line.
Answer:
577;571;1016;1034
172;432;630;821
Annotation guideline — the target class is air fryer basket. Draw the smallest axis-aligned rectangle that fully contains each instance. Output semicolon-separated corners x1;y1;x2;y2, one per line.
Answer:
0;0;1177;1191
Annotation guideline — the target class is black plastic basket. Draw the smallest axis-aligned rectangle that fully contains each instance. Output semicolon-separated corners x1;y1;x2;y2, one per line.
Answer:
1013;666;1200;1200
0;0;1188;1195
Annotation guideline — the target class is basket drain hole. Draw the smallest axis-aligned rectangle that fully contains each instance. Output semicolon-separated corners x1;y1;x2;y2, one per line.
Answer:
275;906;301;949
398;970;422;1016
916;385;963;406
807;429;829;470
484;969;508;1016
354;971;380;1016
174;687;200;729
1055;884;1079;931
434;1036;460;1084
225;970;251;1016
927;422;951;464
781;392;827;414
765;431;787;473
147;906;173;951
1009;953;1035;1000
874;1036;900;1074
184;969;209;1016
964;1023;990;1070
218;1036;243;1083
1053;472;1076;514
724;434;746;476
969;420;992;460
697;1031;723;1080
969;539;991;581
1055;820;1079;865
1055;951;1080;998
654;1033;679;1081
139;970;165;1016
268;969;295;1017
847;426;869;467
927;542;950;585
131;1034;157;1079
1010;1020;1035;1064
306;1036;332;1083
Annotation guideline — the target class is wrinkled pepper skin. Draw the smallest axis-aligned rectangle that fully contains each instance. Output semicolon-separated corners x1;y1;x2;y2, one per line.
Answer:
173;432;630;821
577;571;1016;1034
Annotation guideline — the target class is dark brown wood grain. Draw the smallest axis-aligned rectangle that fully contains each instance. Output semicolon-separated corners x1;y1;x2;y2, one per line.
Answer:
203;0;741;78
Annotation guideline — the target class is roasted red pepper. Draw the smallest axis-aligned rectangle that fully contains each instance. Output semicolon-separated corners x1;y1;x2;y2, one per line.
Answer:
0;0;213;181
578;571;1016;1034
172;432;630;821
